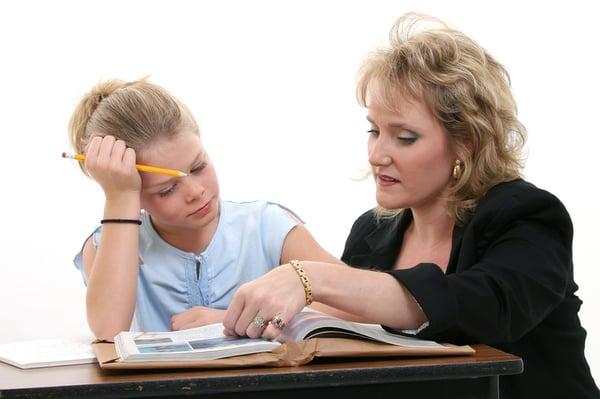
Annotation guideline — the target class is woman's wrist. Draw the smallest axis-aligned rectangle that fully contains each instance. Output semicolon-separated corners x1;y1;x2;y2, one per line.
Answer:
295;261;327;304
289;260;313;305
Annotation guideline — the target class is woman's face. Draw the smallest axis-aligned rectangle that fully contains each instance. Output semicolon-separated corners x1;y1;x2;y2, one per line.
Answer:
367;93;455;212
137;131;220;233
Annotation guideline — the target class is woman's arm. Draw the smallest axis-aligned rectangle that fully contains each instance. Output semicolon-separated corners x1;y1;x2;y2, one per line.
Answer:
279;224;373;322
223;260;427;339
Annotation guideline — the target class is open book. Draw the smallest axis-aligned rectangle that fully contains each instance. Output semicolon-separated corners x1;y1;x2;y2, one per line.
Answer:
113;309;442;363
0;336;97;369
115;323;280;362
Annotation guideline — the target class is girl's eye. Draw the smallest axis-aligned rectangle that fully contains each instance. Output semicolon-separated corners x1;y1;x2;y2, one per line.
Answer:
158;184;178;198
190;162;207;175
367;129;379;137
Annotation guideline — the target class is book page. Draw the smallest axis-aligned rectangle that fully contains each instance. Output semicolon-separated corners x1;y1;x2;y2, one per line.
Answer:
280;310;442;347
115;323;281;362
0;336;96;369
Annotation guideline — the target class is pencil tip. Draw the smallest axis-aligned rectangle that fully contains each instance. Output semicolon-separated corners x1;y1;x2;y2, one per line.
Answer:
61;152;68;158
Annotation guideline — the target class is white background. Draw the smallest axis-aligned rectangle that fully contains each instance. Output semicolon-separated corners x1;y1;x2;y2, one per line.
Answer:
0;0;598;382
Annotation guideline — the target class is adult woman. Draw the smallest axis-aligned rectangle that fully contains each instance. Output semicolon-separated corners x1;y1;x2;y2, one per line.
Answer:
223;14;599;398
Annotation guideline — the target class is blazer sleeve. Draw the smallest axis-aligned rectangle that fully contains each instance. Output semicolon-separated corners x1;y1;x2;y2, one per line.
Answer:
385;186;574;344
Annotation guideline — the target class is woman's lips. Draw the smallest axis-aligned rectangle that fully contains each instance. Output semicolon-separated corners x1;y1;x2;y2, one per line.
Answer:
377;174;400;187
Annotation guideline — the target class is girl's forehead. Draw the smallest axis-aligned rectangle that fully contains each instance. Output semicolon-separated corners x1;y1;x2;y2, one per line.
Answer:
138;131;204;161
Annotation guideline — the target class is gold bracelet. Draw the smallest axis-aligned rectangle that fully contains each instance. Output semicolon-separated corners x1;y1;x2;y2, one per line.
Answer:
290;259;313;305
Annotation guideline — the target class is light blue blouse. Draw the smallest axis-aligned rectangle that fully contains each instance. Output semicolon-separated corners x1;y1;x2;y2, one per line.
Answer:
73;200;300;332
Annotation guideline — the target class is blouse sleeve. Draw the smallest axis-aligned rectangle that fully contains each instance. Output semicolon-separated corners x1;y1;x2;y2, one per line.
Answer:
259;202;303;267
72;225;102;285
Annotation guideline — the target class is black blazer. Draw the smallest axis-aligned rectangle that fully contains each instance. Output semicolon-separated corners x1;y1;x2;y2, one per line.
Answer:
342;179;599;399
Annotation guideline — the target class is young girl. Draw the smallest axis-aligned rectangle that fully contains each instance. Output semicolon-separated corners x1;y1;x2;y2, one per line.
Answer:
68;78;338;341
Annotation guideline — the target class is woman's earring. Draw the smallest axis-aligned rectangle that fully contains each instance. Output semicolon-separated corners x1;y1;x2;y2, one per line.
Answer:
452;159;463;180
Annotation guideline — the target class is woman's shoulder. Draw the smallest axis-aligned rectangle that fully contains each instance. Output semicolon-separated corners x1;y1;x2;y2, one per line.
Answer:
470;179;572;235
479;179;566;213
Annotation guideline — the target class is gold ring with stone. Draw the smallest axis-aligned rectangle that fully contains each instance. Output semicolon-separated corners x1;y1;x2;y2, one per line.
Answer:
253;315;266;329
270;315;286;329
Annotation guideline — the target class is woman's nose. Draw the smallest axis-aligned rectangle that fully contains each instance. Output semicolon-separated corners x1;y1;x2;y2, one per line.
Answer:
368;136;392;166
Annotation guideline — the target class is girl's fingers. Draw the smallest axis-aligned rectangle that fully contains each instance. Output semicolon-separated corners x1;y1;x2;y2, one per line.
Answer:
84;135;102;165
97;135;115;165
123;147;137;172
112;139;127;160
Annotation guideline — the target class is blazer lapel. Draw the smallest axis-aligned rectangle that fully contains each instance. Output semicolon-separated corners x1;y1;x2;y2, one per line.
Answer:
353;210;412;271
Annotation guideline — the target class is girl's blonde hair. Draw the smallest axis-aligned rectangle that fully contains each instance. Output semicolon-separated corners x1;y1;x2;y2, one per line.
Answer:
358;13;526;224
68;77;199;175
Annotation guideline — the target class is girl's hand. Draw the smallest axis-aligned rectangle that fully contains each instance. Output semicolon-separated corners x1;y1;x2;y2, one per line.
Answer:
84;135;142;200
222;264;306;340
171;307;226;330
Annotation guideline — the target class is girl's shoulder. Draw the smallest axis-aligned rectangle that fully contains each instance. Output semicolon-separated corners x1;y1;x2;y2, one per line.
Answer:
220;200;303;223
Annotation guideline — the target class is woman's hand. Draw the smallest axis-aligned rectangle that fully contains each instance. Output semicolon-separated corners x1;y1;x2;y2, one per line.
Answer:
223;264;307;340
171;307;226;330
84;135;142;200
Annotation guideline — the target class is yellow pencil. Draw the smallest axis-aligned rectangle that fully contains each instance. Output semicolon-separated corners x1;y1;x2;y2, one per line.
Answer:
62;152;188;177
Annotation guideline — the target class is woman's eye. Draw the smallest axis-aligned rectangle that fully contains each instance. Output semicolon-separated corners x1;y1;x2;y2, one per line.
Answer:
158;184;178;198
367;129;379;137
398;136;417;144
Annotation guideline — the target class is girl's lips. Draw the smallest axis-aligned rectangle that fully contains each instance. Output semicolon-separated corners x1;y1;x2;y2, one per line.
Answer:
189;199;212;217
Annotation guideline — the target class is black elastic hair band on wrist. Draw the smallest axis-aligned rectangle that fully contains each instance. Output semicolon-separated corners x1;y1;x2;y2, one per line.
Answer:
100;218;142;225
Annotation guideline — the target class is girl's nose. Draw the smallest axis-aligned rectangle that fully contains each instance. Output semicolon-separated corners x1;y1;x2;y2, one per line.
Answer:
183;177;205;203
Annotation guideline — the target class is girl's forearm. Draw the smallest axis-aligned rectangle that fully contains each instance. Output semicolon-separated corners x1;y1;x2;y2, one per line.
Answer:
86;197;141;340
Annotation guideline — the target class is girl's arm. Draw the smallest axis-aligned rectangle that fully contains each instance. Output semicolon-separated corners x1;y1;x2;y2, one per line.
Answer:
81;135;142;341
279;224;342;265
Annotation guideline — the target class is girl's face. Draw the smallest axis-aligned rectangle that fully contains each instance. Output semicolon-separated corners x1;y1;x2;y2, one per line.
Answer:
366;93;455;212
138;131;220;233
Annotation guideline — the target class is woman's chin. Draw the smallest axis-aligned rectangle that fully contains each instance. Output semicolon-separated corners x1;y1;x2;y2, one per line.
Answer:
375;195;406;211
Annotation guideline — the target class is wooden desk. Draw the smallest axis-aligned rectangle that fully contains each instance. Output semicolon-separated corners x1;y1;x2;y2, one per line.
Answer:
0;344;521;399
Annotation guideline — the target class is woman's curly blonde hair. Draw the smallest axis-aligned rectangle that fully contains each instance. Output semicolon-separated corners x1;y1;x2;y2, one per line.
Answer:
358;13;526;224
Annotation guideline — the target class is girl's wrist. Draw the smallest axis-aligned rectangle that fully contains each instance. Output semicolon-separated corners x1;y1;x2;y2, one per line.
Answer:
103;194;141;219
